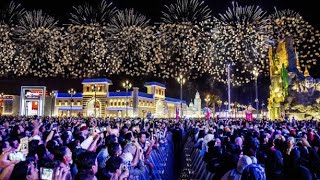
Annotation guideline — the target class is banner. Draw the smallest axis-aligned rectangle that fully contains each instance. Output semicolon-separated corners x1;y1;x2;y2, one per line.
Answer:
246;111;253;121
205;107;211;120
175;106;180;121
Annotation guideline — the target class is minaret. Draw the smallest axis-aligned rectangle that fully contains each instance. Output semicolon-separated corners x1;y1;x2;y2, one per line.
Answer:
194;91;201;117
295;48;302;73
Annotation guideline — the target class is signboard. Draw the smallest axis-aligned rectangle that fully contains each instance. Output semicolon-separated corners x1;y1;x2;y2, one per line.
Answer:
24;90;43;99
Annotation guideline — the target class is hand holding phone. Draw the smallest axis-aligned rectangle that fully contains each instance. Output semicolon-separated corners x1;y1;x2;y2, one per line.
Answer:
40;167;54;180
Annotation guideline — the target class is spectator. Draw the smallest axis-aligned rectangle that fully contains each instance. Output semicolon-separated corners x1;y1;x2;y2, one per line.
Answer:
75;151;98;179
222;155;252;180
9;160;39;180
102;156;129;180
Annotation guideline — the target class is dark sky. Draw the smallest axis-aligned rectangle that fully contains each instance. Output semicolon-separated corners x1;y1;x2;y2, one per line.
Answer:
0;0;319;107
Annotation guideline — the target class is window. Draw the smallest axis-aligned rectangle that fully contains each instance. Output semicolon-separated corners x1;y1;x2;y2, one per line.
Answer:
110;102;113;106
58;100;61;105
122;102;125;106
86;86;90;92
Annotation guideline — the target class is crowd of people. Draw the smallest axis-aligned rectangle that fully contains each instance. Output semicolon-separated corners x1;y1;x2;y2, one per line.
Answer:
0;115;319;180
188;118;320;180
0;116;178;180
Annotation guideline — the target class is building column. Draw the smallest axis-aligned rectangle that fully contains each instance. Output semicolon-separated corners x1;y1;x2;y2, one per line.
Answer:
133;87;139;117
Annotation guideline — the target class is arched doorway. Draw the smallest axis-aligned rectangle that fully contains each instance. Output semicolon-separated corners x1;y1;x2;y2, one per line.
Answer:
155;100;164;118
87;99;100;117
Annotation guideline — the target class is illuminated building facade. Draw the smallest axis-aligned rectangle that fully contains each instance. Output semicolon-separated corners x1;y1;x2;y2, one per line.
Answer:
2;79;205;118
0;95;19;116
268;37;320;120
53;78;188;118
186;91;202;118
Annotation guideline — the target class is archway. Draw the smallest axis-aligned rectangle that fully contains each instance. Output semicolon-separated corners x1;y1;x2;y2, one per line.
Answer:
87;99;100;117
155;100;164;118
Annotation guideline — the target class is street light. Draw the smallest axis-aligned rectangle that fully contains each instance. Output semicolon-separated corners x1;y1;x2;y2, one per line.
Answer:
261;102;265;117
92;84;101;117
177;75;186;118
253;68;259;119
122;80;132;118
230;103;234;118
224;101;228;118
0;93;3;116
49;91;57;117
68;88;76;117
217;100;222;112
236;104;241;119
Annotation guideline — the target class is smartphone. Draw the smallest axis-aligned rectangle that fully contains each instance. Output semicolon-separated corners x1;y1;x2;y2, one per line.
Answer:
52;123;58;128
40;167;53;180
9;151;26;161
90;127;94;134
295;138;302;144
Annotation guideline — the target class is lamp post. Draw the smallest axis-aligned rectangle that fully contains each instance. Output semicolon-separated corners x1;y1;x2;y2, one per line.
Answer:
261;102;265;117
92;84;101;117
217;100;222;114
224;101;228;118
0;93;3;116
230;103;234;118
49;91;57;117
122;80;132;118
68;88;76;117
253;68;259;119
236;104;241;119
177;75;186;118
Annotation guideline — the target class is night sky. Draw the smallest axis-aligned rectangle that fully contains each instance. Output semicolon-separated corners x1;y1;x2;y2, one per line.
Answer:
0;0;319;107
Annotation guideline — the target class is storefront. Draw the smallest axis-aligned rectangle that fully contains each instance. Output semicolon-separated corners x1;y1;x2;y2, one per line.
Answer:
19;86;46;116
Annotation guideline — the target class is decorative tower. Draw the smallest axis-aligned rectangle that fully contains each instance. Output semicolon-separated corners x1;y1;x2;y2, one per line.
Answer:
295;48;303;74
194;91;202;117
268;39;287;120
144;82;166;118
304;67;310;77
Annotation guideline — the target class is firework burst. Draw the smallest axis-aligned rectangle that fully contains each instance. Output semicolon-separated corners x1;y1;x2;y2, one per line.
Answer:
210;2;270;86
69;0;117;25
153;22;216;78
64;25;113;78
109;26;157;76
0;25;17;76
16;10;57;35
0;2;25;25
161;0;212;24
14;28;67;77
107;9;150;34
268;9;320;68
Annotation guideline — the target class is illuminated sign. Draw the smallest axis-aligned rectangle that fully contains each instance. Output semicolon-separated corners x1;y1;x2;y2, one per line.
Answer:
25;90;42;99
